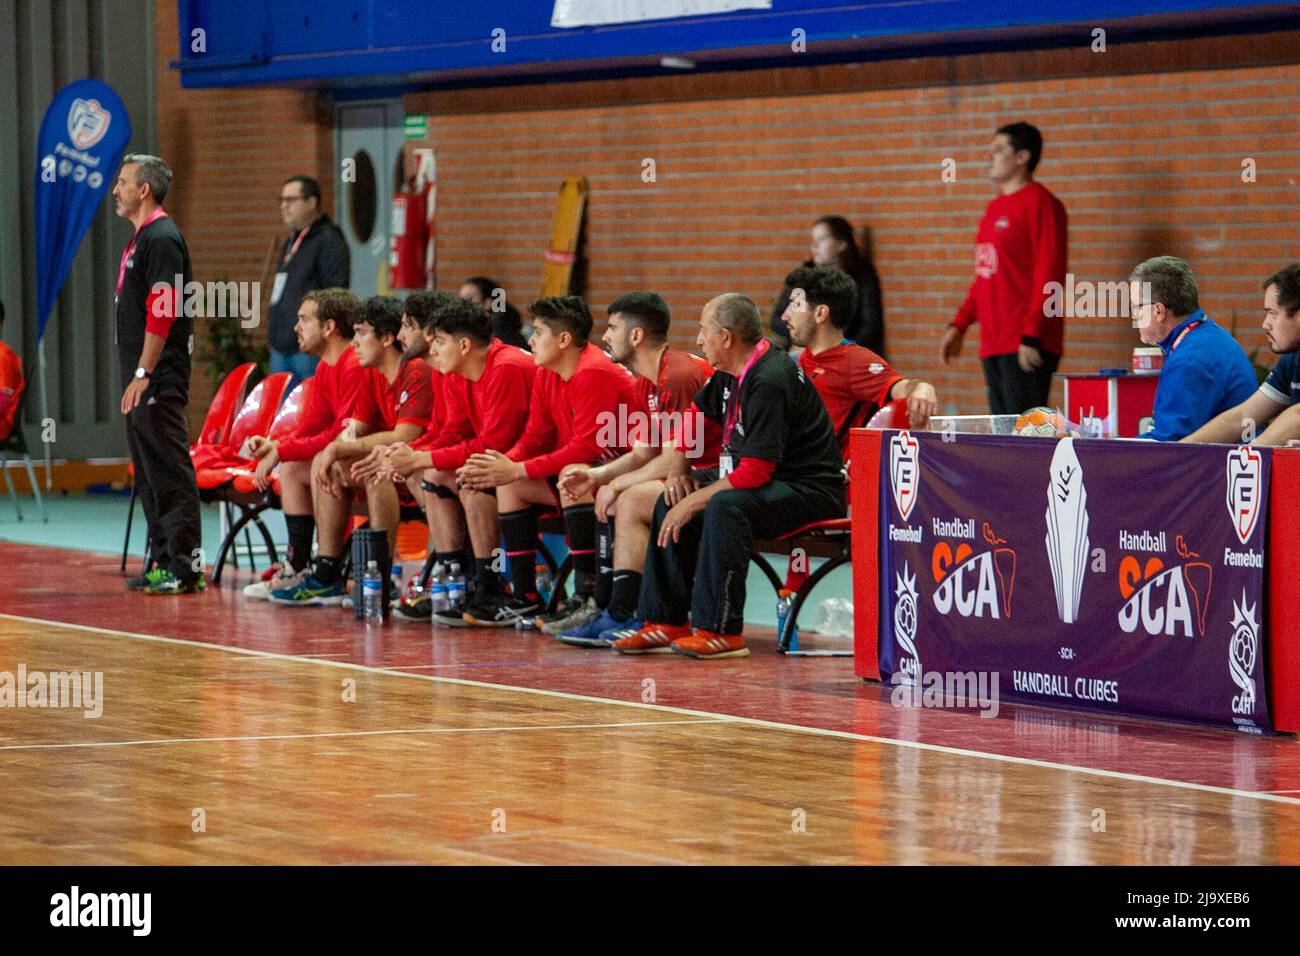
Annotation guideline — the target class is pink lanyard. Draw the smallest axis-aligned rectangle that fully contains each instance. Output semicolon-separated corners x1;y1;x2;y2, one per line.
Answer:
115;208;168;297
281;223;310;266
722;339;770;448
1170;319;1205;352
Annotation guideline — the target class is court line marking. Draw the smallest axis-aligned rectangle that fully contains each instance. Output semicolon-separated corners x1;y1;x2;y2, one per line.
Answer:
3;611;1299;807
0;718;725;752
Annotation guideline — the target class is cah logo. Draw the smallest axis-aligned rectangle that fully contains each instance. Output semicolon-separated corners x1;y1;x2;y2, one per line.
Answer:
67;97;111;150
1226;446;1261;545
1045;438;1089;624
994;215;1011;231
893;563;920;683
889;430;919;522
975;242;998;279
1118;535;1213;637
1229;590;1260;718
931;521;1016;619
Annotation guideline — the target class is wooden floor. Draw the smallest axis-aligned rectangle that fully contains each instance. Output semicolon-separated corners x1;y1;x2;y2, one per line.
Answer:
3;607;1300;864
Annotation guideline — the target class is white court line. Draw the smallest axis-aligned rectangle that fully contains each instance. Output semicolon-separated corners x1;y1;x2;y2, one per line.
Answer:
0;718;725;752
3;611;1299;807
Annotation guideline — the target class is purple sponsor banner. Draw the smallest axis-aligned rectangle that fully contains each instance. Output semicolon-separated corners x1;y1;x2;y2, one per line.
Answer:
878;432;1270;733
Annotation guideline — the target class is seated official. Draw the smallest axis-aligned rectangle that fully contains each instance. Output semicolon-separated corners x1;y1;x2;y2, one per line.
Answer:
1130;256;1256;442
1184;263;1300;446
613;293;846;660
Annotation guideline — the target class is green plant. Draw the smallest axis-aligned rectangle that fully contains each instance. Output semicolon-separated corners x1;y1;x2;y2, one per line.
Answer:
198;277;269;383
1228;311;1270;386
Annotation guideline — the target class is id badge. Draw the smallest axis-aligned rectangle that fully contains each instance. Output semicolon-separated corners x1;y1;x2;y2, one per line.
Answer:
270;271;289;306
718;453;734;478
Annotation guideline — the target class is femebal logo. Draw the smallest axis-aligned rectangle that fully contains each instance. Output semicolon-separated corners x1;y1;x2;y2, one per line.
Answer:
1229;589;1260;722
1045;438;1089;624
889;430;919;522
1226;445;1261;545
67;97;111;150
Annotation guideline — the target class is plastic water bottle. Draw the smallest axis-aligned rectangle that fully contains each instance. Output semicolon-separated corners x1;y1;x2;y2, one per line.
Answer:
429;565;450;613
535;563;554;606
446;562;466;611
776;589;798;650
815;597;855;638
362;561;384;622
390;560;404;593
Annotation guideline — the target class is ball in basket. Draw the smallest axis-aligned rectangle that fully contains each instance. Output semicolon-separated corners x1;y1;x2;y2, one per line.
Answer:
1014;407;1067;437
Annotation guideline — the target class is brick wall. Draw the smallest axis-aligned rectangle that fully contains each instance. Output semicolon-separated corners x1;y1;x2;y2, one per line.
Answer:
154;14;1300;420
403;31;1300;415
155;1;335;433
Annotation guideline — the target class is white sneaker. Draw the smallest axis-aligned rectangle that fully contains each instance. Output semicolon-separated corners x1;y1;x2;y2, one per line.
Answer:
244;565;308;600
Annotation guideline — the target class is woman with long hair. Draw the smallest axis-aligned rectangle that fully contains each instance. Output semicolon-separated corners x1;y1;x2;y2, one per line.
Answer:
772;216;885;356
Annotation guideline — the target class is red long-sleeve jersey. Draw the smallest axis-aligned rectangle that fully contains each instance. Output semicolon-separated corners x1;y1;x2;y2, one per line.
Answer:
506;343;641;480
275;346;366;462
0;341;23;440
416;340;537;471
953;180;1068;359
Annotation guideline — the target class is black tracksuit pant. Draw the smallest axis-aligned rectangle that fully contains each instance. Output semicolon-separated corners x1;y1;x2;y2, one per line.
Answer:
126;391;203;582
637;470;846;635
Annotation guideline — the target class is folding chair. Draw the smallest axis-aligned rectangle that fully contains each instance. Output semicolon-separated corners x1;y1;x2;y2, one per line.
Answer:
0;389;48;523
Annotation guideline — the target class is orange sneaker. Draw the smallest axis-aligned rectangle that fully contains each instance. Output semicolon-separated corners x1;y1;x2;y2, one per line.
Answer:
612;622;691;655
672;630;749;659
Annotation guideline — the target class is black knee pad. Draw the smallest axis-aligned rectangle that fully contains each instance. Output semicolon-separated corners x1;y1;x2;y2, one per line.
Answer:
420;479;458;501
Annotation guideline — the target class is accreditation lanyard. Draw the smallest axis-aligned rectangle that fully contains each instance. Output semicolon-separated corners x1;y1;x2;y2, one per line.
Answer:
281;223;310;266
1169;319;1205;352
115;208;168;298
722;338;770;451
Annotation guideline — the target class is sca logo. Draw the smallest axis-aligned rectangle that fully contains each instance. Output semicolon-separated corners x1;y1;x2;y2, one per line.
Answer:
1118;535;1213;637
931;521;1016;619
889;430;919;521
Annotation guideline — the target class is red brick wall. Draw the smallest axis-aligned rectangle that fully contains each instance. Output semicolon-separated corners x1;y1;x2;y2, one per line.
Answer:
403;33;1300;415
155;2;335;432
154;14;1300;419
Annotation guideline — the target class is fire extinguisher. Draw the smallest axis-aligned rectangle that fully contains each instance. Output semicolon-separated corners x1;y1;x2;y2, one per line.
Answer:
389;187;428;290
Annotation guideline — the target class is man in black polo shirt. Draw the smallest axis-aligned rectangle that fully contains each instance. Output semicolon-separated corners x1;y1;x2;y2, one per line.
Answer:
112;154;204;594
613;293;846;659
268;175;350;388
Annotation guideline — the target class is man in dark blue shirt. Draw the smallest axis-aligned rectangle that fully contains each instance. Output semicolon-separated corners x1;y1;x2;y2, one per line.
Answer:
1184;262;1300;445
1130;256;1256;442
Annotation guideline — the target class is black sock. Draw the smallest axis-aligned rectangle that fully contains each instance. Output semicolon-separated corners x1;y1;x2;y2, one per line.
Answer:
284;514;315;572
435;551;460;574
475;558;504;593
594;520;614;608
608;570;642;622
563;504;597;597
500;507;538;597
314;554;342;585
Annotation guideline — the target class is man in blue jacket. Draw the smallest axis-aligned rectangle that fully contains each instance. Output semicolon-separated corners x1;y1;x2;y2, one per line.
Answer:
1130;256;1256;441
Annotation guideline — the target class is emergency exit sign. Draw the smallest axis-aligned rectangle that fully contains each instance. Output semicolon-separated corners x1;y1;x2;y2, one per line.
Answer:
403;115;427;139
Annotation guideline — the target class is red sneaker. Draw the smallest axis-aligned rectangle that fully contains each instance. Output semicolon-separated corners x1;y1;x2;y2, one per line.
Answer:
612;622;691;655
672;630;749;659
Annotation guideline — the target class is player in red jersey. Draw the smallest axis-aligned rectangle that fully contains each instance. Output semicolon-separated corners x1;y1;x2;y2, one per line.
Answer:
355;297;537;624
242;289;367;599
783;265;937;455
941;122;1068;414
554;292;720;646
271;296;434;606
0;301;23;442
457;296;641;627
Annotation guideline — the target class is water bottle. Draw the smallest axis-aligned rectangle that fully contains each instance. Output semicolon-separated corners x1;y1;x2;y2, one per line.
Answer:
429;565;450;613
535;563;554;606
776;589;798;650
362;561;384;622
390;560;404;594
446;562;466;611
815;597;855;638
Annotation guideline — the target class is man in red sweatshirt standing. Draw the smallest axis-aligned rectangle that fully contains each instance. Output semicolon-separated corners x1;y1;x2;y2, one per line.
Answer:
941;122;1068;414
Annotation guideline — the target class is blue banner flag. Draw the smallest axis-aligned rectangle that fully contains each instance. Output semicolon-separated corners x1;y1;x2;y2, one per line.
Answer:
34;78;133;342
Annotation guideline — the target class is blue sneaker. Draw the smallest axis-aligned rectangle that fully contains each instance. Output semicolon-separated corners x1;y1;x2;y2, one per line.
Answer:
557;608;631;648
269;574;346;606
597;617;644;647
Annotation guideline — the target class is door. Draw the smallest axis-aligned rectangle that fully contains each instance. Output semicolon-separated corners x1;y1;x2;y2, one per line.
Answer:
334;99;405;301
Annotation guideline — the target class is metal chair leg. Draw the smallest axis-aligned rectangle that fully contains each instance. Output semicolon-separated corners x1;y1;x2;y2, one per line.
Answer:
1;451;22;521
21;455;46;522
779;551;853;656
121;485;137;572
